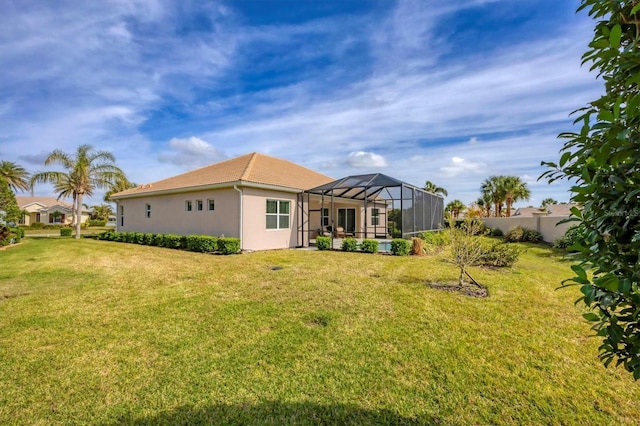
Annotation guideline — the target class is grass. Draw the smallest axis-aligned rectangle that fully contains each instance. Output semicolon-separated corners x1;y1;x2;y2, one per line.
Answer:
0;238;638;425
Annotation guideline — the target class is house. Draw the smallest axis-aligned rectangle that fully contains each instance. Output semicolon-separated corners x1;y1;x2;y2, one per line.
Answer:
110;153;444;251
513;203;577;217
17;196;90;226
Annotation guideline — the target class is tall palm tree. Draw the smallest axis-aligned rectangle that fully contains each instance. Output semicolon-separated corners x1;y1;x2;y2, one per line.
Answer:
481;176;506;217
502;176;531;217
30;145;125;239
445;199;466;219
476;193;493;217
0;160;30;193
423;180;448;197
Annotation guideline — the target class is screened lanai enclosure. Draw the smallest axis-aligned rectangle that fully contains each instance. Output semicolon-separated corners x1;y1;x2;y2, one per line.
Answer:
298;173;444;247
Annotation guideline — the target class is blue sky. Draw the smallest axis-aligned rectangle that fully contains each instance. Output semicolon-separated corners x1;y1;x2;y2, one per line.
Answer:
0;0;601;206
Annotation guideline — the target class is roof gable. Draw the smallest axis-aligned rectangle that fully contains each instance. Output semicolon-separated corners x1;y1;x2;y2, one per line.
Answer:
16;196;73;209
112;153;334;198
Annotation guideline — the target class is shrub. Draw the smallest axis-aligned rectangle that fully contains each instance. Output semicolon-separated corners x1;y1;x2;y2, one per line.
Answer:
341;237;358;252
553;225;586;251
143;233;155;245
411;237;424;255
360;239;379;254
12;227;25;239
159;234;181;249
60;228;73;237
87;219;107;227
30;222;45;230
134;232;145;245
186;235;218;253
316;236;331;251
504;226;527;243
97;230;114;240
153;234;164;246
491;228;504;237
505;226;544;243
390;238;411;256
478;243;522;267
218;237;240;255
524;229;544;243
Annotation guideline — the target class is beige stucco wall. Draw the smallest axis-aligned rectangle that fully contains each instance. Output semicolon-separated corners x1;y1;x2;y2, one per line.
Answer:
481;215;572;242
116;188;240;238
241;187;299;250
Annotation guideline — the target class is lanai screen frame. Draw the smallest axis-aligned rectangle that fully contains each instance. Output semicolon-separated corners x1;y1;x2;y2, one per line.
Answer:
304;173;444;244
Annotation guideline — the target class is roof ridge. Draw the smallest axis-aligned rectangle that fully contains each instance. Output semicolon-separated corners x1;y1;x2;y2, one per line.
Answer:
240;152;259;181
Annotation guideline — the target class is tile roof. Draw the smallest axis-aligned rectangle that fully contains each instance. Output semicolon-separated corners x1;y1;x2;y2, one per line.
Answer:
513;203;577;217
16;196;73;209
112;152;335;198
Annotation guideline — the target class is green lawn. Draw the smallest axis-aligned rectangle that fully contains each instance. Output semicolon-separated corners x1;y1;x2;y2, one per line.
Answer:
1;239;638;425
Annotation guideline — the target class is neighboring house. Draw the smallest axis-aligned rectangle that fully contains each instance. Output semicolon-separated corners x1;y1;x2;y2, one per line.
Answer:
513;203;577;217
111;153;444;251
16;196;90;226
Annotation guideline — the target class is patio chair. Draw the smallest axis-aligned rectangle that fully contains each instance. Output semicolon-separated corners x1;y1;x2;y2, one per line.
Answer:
335;226;346;238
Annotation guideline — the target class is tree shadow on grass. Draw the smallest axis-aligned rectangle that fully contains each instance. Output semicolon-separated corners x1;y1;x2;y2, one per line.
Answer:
102;400;439;425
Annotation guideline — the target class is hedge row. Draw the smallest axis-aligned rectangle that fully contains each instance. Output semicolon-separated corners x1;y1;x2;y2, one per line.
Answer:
97;231;240;255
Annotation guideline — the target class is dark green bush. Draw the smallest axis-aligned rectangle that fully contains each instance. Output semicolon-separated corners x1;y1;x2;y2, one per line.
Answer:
360;239;379;254
341;237;358;252
143;233;155;245
491;228;504;237
87;219;107;227
218;237;240;255
152;234;164;247
44;224;63;230
524;229;544;243
390;238;411;256
60;228;73;237
97;230;114;240
478;243;522;267
162;234;184;249
186;235;218;253
134;232;145;244
29;222;45;230
316;236;331;251
553;225;586;251
11;227;25;239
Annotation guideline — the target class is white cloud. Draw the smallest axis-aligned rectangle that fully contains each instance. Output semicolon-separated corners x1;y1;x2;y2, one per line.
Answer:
440;156;485;178
158;137;226;167
346;151;388;168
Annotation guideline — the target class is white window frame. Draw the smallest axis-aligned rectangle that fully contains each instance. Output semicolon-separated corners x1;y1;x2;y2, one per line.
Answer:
145;204;151;218
266;199;290;230
185;201;192;212
208;199;215;211
196;200;203;211
371;208;380;226
322;208;329;227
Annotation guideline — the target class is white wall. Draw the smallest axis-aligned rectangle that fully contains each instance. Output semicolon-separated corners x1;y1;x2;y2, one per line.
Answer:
481;215;572;242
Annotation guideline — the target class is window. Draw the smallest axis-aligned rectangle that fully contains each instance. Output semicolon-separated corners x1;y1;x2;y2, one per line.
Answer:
266;199;290;229
371;208;380;226
185;201;192;212
196;200;203;211
208;199;215;211
119;205;124;226
35;213;41;223
322;208;329;226
145;204;151;218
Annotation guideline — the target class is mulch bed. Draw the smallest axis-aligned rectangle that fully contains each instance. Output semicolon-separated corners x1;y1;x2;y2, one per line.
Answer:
426;282;489;298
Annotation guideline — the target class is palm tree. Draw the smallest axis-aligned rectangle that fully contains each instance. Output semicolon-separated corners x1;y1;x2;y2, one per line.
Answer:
30;145;125;239
476;193;493;217
502;176;531;217
481;176;506;217
423;180;448;197
0;160;30;193
540;198;557;209
445;199;466;219
103;175;137;202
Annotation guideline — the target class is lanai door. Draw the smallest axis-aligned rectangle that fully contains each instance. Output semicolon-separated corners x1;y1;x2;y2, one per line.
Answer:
337;208;356;234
